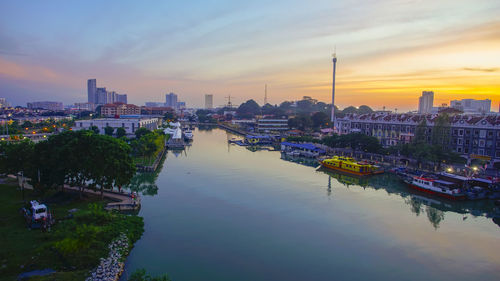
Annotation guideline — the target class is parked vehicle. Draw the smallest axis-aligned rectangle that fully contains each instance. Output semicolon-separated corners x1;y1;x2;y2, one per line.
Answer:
20;200;54;230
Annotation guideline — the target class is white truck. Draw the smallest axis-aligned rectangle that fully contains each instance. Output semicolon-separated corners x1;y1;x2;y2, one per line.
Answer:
20;200;53;229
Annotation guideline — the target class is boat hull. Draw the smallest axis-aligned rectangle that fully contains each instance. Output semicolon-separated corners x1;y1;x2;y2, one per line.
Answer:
408;183;466;200
320;161;384;177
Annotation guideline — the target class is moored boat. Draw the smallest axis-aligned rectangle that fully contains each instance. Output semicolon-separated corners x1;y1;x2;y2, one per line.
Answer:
183;129;193;141
319;156;384;176
405;174;466;200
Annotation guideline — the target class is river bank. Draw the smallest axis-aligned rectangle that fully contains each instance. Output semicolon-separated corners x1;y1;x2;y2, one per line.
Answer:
0;179;144;281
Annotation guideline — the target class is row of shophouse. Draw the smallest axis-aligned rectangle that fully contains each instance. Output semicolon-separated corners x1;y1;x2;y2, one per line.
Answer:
336;113;500;162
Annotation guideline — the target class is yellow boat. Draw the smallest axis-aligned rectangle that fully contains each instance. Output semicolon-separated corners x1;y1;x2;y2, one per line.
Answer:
319;156;384;177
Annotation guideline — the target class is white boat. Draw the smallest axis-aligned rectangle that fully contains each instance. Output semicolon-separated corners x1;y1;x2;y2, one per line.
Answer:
183;129;193;140
164;127;176;135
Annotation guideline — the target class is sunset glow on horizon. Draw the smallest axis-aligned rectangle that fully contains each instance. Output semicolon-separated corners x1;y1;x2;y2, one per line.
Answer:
1;0;499;110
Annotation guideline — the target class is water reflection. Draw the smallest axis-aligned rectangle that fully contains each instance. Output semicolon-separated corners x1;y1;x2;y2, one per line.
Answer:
314;167;500;229
280;153;319;168
126;154;167;196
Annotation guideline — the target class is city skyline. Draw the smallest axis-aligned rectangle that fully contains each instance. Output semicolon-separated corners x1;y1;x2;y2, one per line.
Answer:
0;1;499;110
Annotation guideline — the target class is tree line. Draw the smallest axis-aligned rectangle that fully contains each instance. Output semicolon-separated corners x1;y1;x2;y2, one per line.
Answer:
0;130;136;196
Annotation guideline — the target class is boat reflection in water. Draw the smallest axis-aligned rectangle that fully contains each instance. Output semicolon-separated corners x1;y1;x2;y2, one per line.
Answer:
280;153;319;167
315;167;500;229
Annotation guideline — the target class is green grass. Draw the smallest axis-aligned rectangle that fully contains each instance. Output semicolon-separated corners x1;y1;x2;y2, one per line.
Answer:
0;180;144;281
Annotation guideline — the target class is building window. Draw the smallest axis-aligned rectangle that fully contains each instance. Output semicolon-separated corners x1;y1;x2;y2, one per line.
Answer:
457;147;462;153
496;151;500;158
480;130;486;138
79;123;82;127
458;129;464;136
457;138;463;145
478;149;484;155
487;140;492;148
464;148;469;153
488;131;493;138
479;140;485;147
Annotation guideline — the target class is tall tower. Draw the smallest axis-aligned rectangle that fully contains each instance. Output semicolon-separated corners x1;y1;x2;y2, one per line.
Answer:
87;79;96;103
264;84;268;105
331;53;337;123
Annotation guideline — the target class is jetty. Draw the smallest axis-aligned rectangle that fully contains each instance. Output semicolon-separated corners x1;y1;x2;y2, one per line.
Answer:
166;126;186;149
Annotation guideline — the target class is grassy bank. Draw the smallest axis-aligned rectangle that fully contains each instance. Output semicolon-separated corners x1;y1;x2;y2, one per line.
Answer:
133;134;169;166
0;180;144;281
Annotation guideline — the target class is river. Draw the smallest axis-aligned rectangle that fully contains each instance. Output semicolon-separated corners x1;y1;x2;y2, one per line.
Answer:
123;127;500;281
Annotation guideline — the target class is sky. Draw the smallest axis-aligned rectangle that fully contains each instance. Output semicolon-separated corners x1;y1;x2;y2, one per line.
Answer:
0;0;499;111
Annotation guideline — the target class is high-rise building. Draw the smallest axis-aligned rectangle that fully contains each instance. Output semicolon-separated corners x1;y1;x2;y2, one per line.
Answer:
87;79;97;103
205;94;213;109
96;87;107;104
116;94;127;104
0;98;8;108
418;91;434;114
27;101;63;111
450;99;491;113
165;92;178;108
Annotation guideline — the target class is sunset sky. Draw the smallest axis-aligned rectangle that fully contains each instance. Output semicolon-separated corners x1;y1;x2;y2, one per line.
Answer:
1;0;499;111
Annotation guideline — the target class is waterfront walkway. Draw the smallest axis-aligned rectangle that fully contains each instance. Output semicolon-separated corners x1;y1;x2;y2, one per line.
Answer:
11;175;140;211
64;185;140;211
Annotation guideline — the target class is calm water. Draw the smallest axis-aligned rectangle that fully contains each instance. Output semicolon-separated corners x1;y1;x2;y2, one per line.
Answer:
123;127;500;281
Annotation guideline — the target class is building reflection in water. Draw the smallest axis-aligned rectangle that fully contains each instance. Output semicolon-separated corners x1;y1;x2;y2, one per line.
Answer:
282;154;500;229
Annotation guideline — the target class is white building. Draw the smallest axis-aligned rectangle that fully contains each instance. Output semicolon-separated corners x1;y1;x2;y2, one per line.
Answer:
73;117;160;136
205;94;213;109
257;118;289;132
450;99;491;114
418;91;434;114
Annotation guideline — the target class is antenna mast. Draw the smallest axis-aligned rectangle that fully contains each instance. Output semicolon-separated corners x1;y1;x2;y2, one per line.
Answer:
264;84;268;105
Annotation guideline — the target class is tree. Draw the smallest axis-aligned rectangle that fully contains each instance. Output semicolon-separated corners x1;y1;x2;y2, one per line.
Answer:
25;131;136;197
342;106;358;114
358;105;373;114
279;101;293;111
288;114;313;131
296;99;313;113
104;126;114;136
129;268;171;281
90;126;100;134
311;112;329;128
314;102;329;113
21;121;33;129
237;99;260;118
135;127;151;139
0;140;34;194
431;113;451;148
414;118;428;145
116;127;126;138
